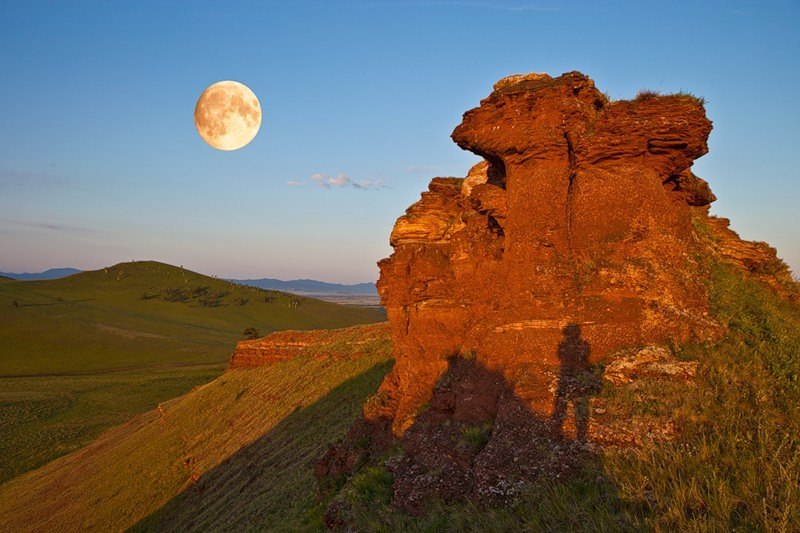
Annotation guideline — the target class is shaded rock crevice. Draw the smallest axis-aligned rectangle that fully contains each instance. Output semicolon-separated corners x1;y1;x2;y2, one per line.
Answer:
563;129;578;254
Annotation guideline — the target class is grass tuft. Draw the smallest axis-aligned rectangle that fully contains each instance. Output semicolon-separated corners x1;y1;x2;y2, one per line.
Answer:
461;422;493;454
673;90;707;106
635;89;661;101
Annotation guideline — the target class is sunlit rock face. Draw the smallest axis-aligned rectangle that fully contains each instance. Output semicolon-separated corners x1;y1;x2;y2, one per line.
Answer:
703;215;797;299
377;71;718;435
229;323;390;369
318;72;796;517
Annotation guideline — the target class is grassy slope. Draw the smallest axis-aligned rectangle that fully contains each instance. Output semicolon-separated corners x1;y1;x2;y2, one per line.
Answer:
604;263;800;531
0;261;384;483
0;367;220;488
0;325;393;531
0;260;383;375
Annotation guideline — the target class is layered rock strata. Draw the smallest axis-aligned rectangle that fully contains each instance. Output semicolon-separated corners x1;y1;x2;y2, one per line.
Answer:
229;323;389;369
318;71;797;517
377;71;718;436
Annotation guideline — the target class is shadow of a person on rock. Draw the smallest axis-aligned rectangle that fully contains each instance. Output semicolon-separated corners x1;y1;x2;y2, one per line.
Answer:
552;323;600;442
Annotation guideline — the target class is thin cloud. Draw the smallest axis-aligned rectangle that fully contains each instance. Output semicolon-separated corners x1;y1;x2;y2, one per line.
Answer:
0;169;67;186
310;173;329;188
294;173;386;190
352;179;386;190
329;174;351;187
0;218;104;235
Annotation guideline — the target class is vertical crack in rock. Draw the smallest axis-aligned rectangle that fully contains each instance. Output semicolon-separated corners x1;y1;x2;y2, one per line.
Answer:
563;129;577;255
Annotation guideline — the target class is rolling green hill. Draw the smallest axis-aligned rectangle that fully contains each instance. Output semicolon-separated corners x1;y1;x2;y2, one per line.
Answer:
0;324;393;531
0;261;383;376
0;261;384;483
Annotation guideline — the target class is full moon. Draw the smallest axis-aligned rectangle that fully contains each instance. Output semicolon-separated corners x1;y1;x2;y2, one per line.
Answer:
194;80;261;151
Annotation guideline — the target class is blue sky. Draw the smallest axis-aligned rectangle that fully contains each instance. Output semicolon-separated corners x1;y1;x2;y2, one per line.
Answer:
1;0;798;283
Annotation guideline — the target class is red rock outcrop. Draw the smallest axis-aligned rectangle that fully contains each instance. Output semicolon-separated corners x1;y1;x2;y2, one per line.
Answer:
377;71;719;437
229;323;390;369
703;214;797;299
319;71;797;517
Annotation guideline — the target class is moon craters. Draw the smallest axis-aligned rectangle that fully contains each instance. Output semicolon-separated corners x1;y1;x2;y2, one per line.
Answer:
194;81;261;151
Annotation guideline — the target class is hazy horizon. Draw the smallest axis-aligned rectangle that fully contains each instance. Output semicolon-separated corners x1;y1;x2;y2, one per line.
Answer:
2;1;798;284
0;262;379;285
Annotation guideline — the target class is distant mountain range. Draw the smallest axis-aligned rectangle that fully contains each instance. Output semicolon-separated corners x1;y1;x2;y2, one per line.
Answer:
0;268;378;296
0;268;81;280
230;277;378;295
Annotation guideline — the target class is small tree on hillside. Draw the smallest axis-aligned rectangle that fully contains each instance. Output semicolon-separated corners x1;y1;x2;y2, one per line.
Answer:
243;327;260;340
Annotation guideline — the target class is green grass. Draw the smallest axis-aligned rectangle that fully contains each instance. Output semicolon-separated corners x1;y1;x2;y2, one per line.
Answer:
0;367;220;484
334;466;628;532
460;422;493;454
0;261;383;376
2;258;797;531
332;261;800;531
635;89;661;101
633;89;706;106
602;263;800;531
0;261;384;483
673;90;707;106
0;327;393;531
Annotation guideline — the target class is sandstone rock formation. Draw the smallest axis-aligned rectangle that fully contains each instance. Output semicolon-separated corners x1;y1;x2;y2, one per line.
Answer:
704;215;797;299
378;71;718;437
229;323;389;369
318;71;797;517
